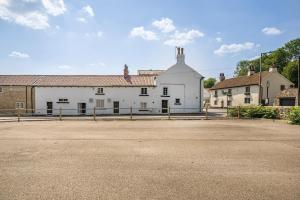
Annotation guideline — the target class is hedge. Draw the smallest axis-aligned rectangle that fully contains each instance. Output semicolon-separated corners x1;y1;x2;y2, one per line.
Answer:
288;106;300;125
228;106;279;119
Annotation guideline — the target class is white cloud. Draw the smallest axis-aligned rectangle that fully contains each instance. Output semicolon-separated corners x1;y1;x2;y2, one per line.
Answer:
0;6;50;30
214;42;256;55
22;0;37;3
262;27;282;35
9;51;30;58
58;65;71;69
164;29;204;46
85;31;103;38
42;0;66;16
81;5;94;17
77;17;86;23
130;26;158;41
0;0;10;6
152;18;176;33
216;37;222;42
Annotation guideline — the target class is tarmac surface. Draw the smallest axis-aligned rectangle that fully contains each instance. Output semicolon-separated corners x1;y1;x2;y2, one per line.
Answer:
0;120;299;200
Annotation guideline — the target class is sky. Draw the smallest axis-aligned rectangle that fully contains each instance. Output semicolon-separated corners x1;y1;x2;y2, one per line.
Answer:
0;0;300;79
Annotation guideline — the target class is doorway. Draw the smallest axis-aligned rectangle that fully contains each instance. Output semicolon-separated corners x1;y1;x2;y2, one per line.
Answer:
161;100;168;113
46;102;53;115
113;101;119;114
78;103;86;115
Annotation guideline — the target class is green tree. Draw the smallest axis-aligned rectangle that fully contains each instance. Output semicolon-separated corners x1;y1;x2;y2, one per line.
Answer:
204;78;216;88
282;60;298;86
284;38;300;60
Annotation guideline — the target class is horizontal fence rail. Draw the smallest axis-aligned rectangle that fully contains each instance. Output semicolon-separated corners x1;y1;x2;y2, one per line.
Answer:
0;107;211;122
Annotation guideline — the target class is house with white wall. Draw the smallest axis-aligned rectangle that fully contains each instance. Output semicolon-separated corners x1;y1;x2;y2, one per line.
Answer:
209;67;294;108
30;47;204;115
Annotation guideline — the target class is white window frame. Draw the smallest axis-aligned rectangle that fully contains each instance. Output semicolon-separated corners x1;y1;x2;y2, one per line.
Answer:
244;97;251;104
96;99;105;108
163;87;168;96
140;102;147;110
141;88;148;95
96;87;104;94
15;102;25;109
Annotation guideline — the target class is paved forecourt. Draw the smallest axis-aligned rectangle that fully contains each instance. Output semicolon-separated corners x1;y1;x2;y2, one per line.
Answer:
0;120;299;200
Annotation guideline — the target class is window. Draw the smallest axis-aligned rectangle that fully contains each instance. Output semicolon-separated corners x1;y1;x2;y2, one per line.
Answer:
227;89;232;96
245;86;250;93
175;98;181;105
214;90;218;97
141;88;148;95
163;87;168;96
58;98;69;103
280;85;285;91
244;97;251;104
15;102;25;109
227;100;232;106
96;88;104;94
140;102;147;110
0;87;3;93
214;100;218;105
96;99;105;108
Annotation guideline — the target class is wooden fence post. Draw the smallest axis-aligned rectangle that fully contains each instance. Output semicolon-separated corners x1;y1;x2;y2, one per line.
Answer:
168;106;171;120
238;106;241;119
59;107;62;121
205;104;208;120
17;108;20;122
130;107;133;120
93;107;96;121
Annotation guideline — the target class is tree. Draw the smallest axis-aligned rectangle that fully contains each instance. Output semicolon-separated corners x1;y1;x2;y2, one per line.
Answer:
204;78;216;88
284;38;300;60
282;60;298;86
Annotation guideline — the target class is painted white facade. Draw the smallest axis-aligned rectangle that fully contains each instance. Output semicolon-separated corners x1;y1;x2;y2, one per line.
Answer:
209;68;294;107
35;48;204;115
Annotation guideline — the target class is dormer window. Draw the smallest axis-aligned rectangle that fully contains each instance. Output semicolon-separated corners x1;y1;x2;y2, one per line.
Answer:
140;88;148;96
96;87;104;95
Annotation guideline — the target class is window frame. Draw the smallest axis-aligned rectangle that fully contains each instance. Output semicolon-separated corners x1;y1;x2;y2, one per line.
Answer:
140;87;148;96
175;98;181;105
244;97;251;104
15;102;25;109
280;85;285;91
96;87;104;95
96;99;105;108
139;102;148;111
162;87;168;96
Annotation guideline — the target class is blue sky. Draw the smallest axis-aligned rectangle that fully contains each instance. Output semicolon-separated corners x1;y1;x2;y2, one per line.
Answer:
0;0;300;79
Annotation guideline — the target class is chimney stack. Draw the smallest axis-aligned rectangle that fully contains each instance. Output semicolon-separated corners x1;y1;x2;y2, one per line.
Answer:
219;73;225;82
176;47;185;64
248;66;255;76
124;64;129;78
269;64;277;72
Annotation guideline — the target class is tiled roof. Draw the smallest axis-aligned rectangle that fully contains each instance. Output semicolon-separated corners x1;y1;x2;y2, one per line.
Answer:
0;75;156;87
210;72;270;90
138;70;165;76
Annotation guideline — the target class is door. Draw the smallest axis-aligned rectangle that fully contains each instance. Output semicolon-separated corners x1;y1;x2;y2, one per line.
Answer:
280;98;296;106
113;101;119;114
161;100;168;113
46;102;53;115
78;103;86;115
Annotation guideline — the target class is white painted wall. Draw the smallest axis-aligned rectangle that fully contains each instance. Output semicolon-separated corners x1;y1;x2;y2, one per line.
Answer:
34;51;204;115
210;85;259;107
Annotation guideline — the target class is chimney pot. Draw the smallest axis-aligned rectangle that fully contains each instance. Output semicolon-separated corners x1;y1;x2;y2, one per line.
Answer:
124;64;129;78
176;47;185;64
219;73;225;81
269;65;277;72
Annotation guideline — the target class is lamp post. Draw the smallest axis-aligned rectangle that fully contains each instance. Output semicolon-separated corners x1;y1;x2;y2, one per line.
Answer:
259;51;274;105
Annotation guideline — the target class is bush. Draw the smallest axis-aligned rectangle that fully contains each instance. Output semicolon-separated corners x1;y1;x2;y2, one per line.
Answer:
228;106;278;119
288;106;300;125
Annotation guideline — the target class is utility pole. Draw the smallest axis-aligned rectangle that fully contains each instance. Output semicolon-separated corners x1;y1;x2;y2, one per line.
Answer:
298;56;300;106
259;51;274;105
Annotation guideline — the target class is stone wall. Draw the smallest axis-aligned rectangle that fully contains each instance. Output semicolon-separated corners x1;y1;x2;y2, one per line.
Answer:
0;86;35;112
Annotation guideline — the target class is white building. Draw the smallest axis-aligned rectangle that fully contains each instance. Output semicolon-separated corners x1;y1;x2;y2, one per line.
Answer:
209;67;294;107
33;48;204;115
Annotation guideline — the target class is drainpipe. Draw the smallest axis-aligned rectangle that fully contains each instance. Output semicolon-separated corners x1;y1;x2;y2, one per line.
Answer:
25;86;28;112
200;77;204;112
